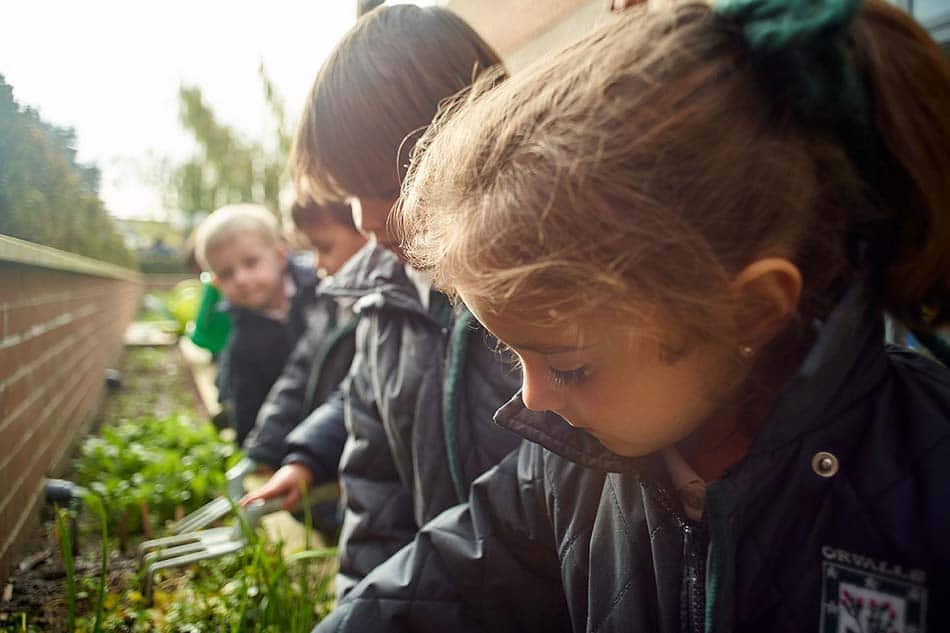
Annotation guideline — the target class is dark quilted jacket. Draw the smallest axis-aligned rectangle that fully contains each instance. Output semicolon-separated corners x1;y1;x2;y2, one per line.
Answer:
315;284;950;633
283;243;522;597
241;288;358;470
221;256;317;446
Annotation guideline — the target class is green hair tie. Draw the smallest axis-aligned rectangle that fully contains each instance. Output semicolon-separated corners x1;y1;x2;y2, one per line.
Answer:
714;0;891;268
714;0;861;53
713;0;866;126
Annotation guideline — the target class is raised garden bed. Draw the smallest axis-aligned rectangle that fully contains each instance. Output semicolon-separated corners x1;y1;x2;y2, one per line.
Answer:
0;344;335;632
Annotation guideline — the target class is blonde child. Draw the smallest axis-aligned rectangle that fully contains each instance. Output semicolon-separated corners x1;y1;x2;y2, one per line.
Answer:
316;1;950;631
194;203;317;445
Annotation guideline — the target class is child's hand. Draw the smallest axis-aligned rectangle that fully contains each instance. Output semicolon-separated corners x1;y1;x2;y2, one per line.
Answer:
240;463;314;511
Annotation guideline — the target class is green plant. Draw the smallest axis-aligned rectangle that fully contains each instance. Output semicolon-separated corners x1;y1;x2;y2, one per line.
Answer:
84;494;109;633
0;612;41;632
83;532;335;632
53;507;76;632
75;414;240;539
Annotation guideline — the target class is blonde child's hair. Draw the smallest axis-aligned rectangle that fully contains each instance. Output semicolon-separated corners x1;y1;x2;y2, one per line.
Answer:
398;0;950;349
194;204;281;272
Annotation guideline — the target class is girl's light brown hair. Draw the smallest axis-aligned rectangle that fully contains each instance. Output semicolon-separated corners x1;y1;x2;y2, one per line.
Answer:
398;0;950;343
292;5;503;202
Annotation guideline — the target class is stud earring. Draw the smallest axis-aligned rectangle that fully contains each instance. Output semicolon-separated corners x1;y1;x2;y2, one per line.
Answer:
738;344;755;359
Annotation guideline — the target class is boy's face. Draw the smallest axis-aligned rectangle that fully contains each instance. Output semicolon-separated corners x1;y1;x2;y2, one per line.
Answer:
207;232;287;311
351;195;400;255
295;218;366;276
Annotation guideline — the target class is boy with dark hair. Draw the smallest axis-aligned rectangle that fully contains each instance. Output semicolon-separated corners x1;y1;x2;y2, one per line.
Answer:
243;196;365;469
243;4;521;599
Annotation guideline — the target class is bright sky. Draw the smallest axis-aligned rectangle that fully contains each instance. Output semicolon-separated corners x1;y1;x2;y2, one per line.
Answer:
0;1;370;221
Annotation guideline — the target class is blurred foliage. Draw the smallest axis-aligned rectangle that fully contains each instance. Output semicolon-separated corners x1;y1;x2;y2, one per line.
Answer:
0;74;136;268
167;65;292;224
75;413;241;538
137;254;189;274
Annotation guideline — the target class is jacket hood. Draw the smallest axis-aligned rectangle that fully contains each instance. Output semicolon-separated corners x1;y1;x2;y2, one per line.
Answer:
494;283;887;473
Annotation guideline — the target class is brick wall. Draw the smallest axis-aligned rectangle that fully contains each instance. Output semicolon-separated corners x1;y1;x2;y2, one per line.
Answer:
0;236;141;583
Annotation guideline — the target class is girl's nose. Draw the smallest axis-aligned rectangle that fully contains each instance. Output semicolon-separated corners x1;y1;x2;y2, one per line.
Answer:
520;366;563;413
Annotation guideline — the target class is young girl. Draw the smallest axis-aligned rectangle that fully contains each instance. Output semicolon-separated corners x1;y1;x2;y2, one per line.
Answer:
315;1;950;631
242;4;521;597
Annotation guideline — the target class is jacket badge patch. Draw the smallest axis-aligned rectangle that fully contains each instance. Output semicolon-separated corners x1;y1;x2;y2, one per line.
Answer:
819;546;927;633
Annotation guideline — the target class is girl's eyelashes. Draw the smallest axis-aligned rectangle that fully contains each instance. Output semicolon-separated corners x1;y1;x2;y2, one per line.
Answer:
549;366;589;386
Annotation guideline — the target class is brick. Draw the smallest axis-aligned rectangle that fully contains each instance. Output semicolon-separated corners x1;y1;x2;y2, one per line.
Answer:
0;371;32;421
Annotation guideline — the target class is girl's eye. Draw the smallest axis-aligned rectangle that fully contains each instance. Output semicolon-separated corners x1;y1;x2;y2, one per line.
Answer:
549;366;589;386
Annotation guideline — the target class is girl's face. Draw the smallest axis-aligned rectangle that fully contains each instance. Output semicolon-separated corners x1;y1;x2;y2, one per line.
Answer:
467;300;747;458
351;195;400;254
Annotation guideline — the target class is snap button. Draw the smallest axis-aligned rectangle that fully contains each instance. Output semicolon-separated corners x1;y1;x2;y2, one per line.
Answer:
811;451;839;478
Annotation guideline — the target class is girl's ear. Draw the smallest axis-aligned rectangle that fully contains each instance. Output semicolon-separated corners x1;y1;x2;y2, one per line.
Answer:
730;258;802;347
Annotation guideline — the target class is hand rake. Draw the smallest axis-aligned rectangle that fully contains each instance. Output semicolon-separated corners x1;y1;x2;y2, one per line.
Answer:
170;457;255;534
138;495;284;601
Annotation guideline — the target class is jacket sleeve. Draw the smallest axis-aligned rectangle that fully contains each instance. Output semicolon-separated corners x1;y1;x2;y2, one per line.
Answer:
243;327;318;467
282;388;349;484
333;320;418;599
314;443;569;633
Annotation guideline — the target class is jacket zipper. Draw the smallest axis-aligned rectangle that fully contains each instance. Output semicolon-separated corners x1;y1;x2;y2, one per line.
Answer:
682;521;709;633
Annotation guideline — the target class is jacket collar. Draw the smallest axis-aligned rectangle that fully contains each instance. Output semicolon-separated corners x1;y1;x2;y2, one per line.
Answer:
747;282;887;453
494;283;888;474
320;242;431;319
493;397;648;473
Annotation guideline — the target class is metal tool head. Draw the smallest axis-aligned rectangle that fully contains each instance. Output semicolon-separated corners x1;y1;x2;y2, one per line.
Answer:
169;457;256;535
139;495;284;601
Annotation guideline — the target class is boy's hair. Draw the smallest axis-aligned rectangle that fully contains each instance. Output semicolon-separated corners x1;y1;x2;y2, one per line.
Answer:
398;0;950;341
291;4;502;201
194;204;281;271
290;196;357;232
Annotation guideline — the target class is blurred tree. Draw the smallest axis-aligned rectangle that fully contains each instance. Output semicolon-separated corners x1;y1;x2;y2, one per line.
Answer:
0;74;136;268
167;65;292;227
357;0;385;17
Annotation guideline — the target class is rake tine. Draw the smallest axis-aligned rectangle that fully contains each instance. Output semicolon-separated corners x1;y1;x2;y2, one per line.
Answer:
138;527;234;564
142;530;238;564
143;537;249;600
225;457;255;500
171;496;232;534
170;458;256;535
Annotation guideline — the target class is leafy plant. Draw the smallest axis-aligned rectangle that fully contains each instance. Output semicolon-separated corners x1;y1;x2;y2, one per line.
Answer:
80;531;335;633
53;508;76;632
75;414;240;539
